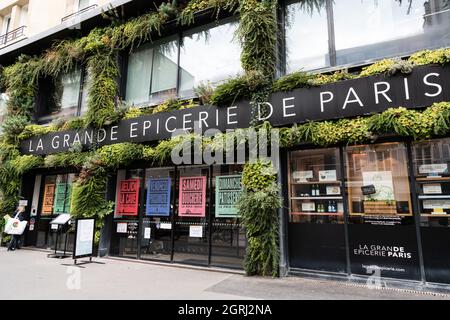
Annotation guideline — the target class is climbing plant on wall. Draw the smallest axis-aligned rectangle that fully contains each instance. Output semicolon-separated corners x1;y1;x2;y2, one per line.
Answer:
0;0;450;275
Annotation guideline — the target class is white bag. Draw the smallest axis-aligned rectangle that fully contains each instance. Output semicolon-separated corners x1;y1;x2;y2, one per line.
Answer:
5;217;27;235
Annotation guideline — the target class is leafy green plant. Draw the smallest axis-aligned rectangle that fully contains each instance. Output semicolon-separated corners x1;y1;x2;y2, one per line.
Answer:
272;71;314;92
238;160;281;277
408;48;450;66
360;58;413;78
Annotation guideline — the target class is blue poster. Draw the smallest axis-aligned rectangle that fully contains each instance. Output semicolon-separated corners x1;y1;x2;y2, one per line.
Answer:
146;178;171;216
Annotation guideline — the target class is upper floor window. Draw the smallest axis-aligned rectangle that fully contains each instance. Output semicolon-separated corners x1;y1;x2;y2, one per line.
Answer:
285;1;330;73
285;0;450;72
37;67;85;123
179;19;242;98
125;19;241;106
125;36;179;106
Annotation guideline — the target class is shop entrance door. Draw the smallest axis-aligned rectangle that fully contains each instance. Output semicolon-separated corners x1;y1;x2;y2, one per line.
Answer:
173;166;210;266
345;142;421;281
287;148;347;273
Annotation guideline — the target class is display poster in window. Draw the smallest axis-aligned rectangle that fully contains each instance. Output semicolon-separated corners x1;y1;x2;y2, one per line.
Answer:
179;176;206;217
41;183;56;215
146;178;171;216
362;171;395;201
53;183;72;214
73;218;95;259
117;179;140;216
215;175;242;218
419;164;448;175
293;171;313;183
319;170;337;182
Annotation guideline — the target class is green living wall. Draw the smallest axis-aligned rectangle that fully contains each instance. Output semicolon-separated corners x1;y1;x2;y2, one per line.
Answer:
0;0;450;276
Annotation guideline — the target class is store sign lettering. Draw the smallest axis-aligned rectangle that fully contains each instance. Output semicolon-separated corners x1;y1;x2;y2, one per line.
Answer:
179;176;206;217
20;65;450;155
117;179;140;216
215;175;243;218
146;178;171;216
353;244;412;259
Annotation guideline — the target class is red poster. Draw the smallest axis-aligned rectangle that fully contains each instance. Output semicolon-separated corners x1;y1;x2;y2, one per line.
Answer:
178;176;207;217
117;179;140;216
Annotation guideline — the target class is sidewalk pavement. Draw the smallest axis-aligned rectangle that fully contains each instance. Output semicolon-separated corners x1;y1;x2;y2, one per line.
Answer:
0;247;448;300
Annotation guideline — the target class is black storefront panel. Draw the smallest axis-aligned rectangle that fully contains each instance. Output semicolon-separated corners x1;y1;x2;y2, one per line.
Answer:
348;224;421;280
288;223;346;273
421;227;450;284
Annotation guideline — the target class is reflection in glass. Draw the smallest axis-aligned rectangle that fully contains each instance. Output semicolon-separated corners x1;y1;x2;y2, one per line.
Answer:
285;2;330;72
179;20;242;98
413;138;450;227
141;167;174;262
126;38;179;106
345;143;413;222
334;0;450;65
56;68;82;115
288;148;344;224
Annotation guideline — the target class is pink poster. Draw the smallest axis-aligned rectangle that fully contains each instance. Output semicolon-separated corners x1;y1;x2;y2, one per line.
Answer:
178;176;207;217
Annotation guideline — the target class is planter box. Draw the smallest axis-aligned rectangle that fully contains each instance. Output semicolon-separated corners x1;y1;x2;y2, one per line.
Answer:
363;200;397;215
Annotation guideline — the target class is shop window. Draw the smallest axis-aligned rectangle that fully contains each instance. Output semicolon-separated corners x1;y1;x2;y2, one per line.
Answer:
412;138;450;224
333;0;450;66
140;167;175;262
173;166;210;266
210;164;245;268
111;169;142;258
179;19;242;98
412;138;450;284
37;174;76;250
125;37;179;106
345;143;413;220
284;1;330;72
288;148;344;224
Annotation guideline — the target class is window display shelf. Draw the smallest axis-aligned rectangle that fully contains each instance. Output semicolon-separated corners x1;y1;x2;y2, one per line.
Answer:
291;212;343;216
418;195;450;199
416;177;450;182
421;214;449;217
291;181;341;185
291;196;343;200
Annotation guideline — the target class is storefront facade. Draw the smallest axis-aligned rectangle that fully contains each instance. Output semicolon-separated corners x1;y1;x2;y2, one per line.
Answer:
285;139;450;284
2;0;450;288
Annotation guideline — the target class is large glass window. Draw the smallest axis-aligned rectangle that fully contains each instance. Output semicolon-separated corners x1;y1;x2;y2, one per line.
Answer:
413;138;450;284
412;138;450;224
288;148;344;224
284;0;450;71
345;143;413;221
287;148;347;273
334;0;450;65
125;19;242;105
284;1;330;72
179;19;242;98
37;173;76;250
125;37;179;106
55;68;82;116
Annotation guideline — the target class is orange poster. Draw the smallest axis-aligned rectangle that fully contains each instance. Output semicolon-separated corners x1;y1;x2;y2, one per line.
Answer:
41;183;55;215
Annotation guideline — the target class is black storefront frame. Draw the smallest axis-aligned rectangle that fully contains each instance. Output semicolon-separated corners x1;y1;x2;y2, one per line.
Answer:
109;164;246;270
282;136;439;284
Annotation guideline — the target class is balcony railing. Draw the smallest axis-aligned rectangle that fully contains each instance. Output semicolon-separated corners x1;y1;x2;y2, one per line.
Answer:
0;26;26;46
61;4;98;23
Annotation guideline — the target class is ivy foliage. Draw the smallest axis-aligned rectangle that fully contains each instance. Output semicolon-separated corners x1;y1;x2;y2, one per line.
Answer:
237;160;282;277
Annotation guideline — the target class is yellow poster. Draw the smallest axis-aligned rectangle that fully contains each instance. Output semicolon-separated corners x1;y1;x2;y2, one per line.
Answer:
42;183;55;215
